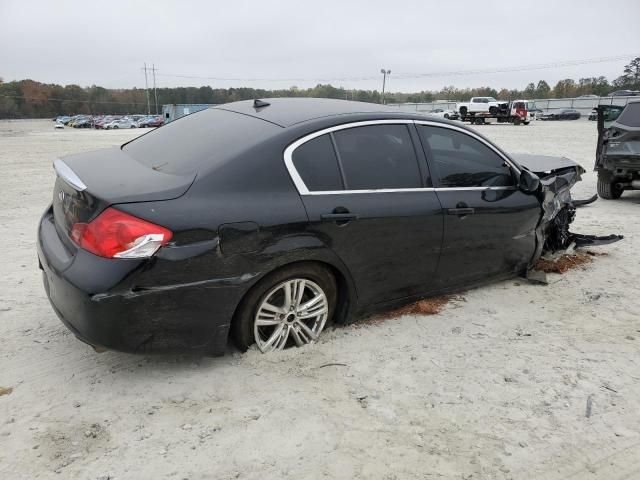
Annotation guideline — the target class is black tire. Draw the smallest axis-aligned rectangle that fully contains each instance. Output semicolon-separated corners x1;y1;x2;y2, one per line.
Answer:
231;263;337;351
489;106;498;115
597;172;623;199
444;114;449;119
459;106;468;116
523;121;530;125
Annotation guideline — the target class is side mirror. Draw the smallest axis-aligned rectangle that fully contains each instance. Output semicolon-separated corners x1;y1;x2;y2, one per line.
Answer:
518;169;540;193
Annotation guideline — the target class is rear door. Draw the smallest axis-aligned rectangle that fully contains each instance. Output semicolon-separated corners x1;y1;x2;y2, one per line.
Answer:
416;123;541;288
286;121;443;305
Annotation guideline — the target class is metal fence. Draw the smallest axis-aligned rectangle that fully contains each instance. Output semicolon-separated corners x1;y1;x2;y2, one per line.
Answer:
387;96;637;118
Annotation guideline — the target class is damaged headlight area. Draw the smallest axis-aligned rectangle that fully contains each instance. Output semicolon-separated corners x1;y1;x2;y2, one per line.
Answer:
537;167;623;253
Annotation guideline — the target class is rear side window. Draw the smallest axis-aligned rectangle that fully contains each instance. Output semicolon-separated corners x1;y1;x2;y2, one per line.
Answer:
122;108;279;175
417;126;514;188
617;102;640;127
292;134;343;191
332;124;421;190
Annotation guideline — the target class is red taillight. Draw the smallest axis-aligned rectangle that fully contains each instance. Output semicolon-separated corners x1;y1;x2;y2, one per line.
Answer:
70;207;173;259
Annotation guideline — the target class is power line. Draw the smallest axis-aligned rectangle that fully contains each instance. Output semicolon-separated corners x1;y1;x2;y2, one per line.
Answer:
153;54;638;83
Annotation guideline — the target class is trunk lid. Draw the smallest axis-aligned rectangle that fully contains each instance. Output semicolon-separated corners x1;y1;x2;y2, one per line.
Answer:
52;146;195;247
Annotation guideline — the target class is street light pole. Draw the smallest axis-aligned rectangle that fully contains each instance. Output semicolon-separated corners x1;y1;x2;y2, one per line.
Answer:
380;69;391;104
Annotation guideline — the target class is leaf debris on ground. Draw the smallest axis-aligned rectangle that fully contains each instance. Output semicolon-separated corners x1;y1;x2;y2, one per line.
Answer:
534;252;593;274
0;386;13;396
359;295;455;326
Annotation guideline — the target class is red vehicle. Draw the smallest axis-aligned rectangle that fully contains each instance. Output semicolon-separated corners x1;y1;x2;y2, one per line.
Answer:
146;116;164;128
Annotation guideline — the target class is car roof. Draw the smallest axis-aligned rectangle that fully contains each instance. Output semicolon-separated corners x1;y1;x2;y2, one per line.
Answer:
212;97;412;128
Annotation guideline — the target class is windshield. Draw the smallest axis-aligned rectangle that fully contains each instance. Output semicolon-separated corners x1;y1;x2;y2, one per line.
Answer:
122;108;280;175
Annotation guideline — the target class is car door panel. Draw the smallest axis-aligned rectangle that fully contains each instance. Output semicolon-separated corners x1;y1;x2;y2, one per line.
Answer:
287;121;444;306
434;188;540;287
416;123;540;287
300;192;443;305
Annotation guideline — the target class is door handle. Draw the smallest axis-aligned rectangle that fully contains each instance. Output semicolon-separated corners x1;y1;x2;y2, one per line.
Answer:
320;213;359;222
447;208;475;215
321;207;358;224
447;202;475;216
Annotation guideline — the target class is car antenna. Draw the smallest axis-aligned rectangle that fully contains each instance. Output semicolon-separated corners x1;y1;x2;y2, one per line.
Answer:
253;99;270;109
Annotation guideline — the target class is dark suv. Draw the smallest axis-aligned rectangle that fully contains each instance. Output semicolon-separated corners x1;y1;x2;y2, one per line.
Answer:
595;101;640;199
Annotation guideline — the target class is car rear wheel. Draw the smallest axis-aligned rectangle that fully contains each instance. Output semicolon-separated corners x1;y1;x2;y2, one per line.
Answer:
597;172;623;199
232;264;337;353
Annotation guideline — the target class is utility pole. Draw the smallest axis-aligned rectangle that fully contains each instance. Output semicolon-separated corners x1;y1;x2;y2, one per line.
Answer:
142;63;150;115
380;69;391;104
151;64;159;115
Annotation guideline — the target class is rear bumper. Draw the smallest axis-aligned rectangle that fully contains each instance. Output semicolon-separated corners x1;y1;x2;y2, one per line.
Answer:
600;155;640;173
37;207;245;354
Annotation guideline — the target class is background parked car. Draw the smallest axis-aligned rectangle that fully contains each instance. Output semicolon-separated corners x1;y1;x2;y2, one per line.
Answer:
105;118;137;129
539;108;581;120
428;109;460;120
73;118;94;128
609;90;639;97
588;108;598;121
145;116;164;128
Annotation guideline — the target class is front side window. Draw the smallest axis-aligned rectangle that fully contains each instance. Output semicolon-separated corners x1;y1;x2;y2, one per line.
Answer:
292;134;344;191
417;125;514;188
332;124;421;190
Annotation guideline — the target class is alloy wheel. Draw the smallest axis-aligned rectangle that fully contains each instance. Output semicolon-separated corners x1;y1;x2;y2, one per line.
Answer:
254;278;329;353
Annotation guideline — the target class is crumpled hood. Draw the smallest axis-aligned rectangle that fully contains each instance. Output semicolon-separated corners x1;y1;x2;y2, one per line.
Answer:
510;153;585;176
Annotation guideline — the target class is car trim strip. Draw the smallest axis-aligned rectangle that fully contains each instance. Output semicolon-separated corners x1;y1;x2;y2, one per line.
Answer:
283;119;520;196
53;159;87;192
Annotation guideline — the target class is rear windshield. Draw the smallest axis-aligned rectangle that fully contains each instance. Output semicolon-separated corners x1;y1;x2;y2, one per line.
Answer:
122;108;280;175
616;102;640;127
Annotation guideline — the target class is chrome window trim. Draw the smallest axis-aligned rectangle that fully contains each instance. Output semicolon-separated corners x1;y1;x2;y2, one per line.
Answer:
53;158;87;191
283;119;519;196
412;120;520;174
303;187;437;196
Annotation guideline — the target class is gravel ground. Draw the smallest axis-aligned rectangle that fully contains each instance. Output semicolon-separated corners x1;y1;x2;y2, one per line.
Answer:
1;119;639;480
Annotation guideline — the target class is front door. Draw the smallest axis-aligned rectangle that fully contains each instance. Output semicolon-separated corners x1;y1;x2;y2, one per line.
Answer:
287;122;443;305
416;123;541;288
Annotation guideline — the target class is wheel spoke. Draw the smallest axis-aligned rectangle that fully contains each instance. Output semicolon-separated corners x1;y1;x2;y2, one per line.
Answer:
283;282;293;311
295;279;306;307
261;324;285;351
296;321;318;341
256;317;281;326
275;325;290;350
261;302;286;315
290;326;305;347
297;294;324;313
297;306;327;320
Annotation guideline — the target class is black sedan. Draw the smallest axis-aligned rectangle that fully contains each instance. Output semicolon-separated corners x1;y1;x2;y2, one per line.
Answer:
539;108;582;120
37;98;615;355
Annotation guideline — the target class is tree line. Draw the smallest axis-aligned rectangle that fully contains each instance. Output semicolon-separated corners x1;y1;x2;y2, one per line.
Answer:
1;58;638;119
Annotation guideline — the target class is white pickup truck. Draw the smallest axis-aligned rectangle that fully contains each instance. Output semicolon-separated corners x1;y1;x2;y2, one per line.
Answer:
457;97;508;116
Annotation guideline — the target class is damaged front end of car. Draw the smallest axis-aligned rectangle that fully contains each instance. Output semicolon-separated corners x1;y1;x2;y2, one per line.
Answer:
512;154;623;265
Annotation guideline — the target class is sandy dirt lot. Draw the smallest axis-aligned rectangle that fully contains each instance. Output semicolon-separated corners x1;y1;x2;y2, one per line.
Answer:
1;119;639;480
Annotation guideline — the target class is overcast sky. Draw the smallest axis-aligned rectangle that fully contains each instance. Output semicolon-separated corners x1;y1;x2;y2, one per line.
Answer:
1;0;639;92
